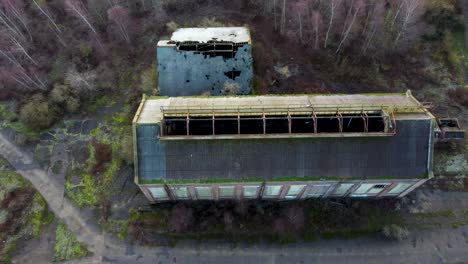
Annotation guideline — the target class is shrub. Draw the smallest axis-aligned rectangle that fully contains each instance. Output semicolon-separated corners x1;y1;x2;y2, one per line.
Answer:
166;21;179;32
382;224;409;241
447;87;468;107
197;17;226;27
140;64;158;95
222;82;241;95
19;94;60;131
50;83;81;113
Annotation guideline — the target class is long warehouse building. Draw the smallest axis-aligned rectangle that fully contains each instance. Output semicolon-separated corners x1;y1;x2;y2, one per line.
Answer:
133;91;436;202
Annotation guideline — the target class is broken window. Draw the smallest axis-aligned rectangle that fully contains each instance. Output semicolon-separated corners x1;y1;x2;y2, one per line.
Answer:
385;183;412;195
149;187;168;200
306;185;330;198
171;186;189;199
219;186;236;198
285;184;306;199
195;186;213;199
224;70;241;80
330;183;354;196
161;110;388;137
243;185;260;198
263;185;283;197
176;41;243;59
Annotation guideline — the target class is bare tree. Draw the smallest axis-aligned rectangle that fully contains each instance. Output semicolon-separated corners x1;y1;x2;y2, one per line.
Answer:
0;65;46;91
324;0;341;48
361;1;385;56
65;66;97;95
32;0;62;35
393;0;425;50
311;10;323;49
280;0;287;35
65;0;98;34
0;27;37;65
336;0;364;54
107;5;131;43
0;0;31;40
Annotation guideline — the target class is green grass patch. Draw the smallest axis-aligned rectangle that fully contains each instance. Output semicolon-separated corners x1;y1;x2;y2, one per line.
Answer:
65;112;130;208
53;222;90;262
0;161;54;263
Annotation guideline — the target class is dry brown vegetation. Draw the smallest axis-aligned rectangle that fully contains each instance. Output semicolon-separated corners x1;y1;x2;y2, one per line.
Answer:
0;0;463;131
128;199;403;245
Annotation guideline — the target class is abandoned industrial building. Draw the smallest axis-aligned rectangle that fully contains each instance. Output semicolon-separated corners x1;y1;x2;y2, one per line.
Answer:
157;27;253;96
133;91;442;202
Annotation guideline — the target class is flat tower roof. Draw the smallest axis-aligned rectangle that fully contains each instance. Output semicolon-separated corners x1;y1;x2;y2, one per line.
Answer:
167;27;251;43
135;91;433;124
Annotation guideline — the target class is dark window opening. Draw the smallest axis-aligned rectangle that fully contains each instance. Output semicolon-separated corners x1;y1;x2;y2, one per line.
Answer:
367;114;385;132
342;114;365;133
215;117;238;135
189;117;212;135
291;116;314;133
373;185;386;189
224;70;241;80
240;116;263;134
266;115;289;134
317;115;340;133
176;42;239;59
161;112;387;137
164;119;187;136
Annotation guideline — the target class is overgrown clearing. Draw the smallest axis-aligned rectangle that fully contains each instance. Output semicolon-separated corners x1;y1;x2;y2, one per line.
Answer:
0;157;53;263
65;112;133;209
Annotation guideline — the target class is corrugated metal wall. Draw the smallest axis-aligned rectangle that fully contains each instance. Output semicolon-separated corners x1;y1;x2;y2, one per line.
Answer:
157;45;253;96
136;119;432;182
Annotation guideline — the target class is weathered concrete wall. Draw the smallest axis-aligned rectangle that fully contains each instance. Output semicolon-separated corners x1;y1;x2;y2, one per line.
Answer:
157;45;253;96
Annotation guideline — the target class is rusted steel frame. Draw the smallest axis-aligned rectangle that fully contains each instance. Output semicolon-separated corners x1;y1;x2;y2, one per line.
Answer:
312;111;318;133
288;111;292;134
391;111;397;134
164;184;175;201
361;112;369;132
258;182;266;200
237;111;240;135
212;111;215;135
186;113;190;136
337;111;343;133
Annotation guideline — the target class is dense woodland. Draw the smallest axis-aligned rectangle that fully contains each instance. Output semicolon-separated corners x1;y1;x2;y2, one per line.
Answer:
0;0;465;130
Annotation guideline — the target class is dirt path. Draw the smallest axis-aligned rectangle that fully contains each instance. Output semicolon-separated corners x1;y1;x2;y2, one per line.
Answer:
0;132;114;258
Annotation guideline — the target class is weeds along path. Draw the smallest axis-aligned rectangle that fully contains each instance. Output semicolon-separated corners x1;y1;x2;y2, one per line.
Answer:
0;132;116;258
